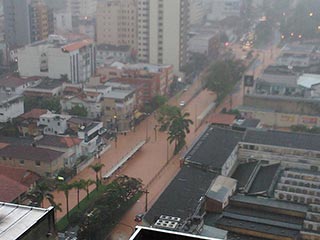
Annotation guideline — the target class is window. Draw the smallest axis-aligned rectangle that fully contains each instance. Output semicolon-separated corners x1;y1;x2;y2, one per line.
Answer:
19;160;24;165
35;160;40;166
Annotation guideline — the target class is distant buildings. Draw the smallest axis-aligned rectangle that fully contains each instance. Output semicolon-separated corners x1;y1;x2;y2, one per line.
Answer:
205;0;243;22
17;35;96;83
4;0;54;48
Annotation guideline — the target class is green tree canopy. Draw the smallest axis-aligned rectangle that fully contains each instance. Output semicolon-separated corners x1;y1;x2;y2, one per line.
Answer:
24;96;61;113
69;105;88;117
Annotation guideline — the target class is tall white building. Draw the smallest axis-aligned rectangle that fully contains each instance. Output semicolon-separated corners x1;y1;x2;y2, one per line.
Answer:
18;35;96;83
138;0;190;75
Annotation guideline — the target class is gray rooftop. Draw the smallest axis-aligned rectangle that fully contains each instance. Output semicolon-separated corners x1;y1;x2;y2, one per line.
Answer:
281;44;316;54
144;165;217;224
104;89;134;99
184;126;244;170
243;129;320;152
256;73;299;87
230;195;308;213
0;202;53;240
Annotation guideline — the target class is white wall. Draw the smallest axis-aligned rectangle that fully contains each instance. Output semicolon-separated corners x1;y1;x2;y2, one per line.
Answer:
0;99;24;122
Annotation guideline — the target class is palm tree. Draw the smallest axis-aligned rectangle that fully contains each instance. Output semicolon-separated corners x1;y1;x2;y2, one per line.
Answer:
72;179;87;208
158;106;193;154
90;163;105;188
84;179;95;199
57;182;73;219
28;181;53;207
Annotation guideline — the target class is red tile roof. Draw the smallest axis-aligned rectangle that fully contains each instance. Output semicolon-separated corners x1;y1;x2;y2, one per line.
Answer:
62;39;93;52
0;165;40;187
0;75;40;88
19;109;47;120
0;175;28;202
37;135;82;148
210;113;236;126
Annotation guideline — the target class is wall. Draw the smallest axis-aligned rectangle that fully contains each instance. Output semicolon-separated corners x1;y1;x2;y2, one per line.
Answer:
0;98;24;122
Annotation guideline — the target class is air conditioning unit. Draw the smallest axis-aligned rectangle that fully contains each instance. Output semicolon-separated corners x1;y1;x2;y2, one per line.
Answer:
159;215;181;222
154;219;178;230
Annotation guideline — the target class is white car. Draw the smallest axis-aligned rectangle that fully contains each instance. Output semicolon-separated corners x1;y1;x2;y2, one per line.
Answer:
179;100;185;107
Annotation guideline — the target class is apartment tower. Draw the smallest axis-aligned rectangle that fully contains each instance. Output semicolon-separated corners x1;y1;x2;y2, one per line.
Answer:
96;0;137;49
138;0;189;74
3;0;54;48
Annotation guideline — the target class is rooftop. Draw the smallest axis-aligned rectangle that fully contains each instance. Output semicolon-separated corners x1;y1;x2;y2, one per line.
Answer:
184;126;244;170
144;165;217;224
104;89;134;100
281;44;316;54
210;113;236;126
19;109;47;120
248;163;280;194
230;195;308;213
237;118;260;128
0;75;39;88
130;226;223;240
216;216;300;238
243;129;320;152
231;161;259;189
0;165;40;187
0;202;54;240
36;135;82;148
206;176;237;202
0;175;28;202
256;73;299;87
0;145;64;163
297;73;320;89
28;79;64;90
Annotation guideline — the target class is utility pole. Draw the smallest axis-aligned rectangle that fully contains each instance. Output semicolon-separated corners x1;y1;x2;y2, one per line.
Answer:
143;189;149;212
154;125;158;141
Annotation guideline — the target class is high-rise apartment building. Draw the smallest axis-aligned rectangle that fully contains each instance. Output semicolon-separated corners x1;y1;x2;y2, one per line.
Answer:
67;0;97;19
96;0;189;74
143;0;189;74
3;0;54;48
96;0;137;48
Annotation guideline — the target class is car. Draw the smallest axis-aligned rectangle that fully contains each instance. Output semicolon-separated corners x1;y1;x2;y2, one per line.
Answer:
179;100;185;107
135;213;144;222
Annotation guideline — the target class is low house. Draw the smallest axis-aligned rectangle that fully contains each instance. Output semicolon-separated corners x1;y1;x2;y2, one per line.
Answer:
0;145;66;177
38;112;71;135
0;75;41;95
17;108;47;136
36;135;82;167
23;78;64;98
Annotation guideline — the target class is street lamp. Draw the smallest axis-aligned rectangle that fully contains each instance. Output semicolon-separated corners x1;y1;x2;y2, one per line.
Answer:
309;12;314;17
154;125;158;141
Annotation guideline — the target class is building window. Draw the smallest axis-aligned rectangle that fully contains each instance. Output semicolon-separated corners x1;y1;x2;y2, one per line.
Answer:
19;160;24;165
35;160;41;166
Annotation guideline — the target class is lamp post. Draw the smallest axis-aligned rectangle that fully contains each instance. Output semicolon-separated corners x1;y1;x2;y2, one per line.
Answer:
143;189;149;212
154;125;158;141
145;113;150;141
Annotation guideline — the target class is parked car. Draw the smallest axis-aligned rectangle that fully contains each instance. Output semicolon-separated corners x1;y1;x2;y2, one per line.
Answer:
179;100;185;107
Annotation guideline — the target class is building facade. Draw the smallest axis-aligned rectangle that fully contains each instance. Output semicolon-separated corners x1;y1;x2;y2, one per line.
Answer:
3;0;54;48
96;0;137;49
18;35;96;83
139;0;190;74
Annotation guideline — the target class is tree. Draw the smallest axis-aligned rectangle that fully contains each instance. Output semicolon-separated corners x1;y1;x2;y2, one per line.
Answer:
72;179;87;208
84;179;95;199
205;60;245;102
157;105;193;154
28;181;54;207
24;96;61;113
69;105;88;117
57;182;73;219
90;163;105;189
